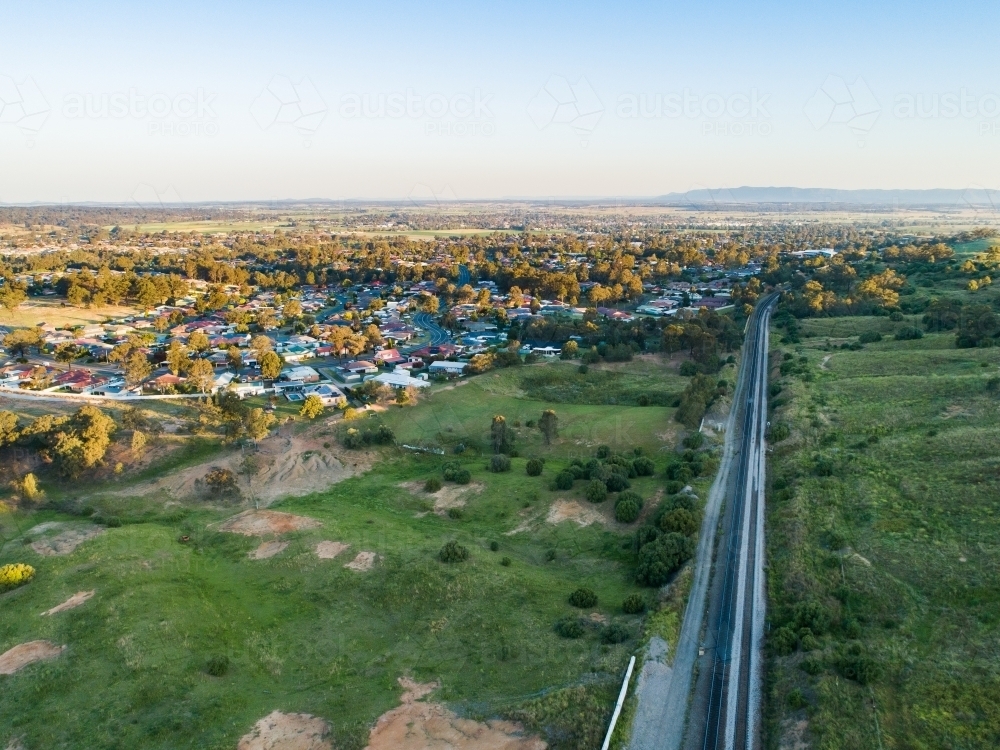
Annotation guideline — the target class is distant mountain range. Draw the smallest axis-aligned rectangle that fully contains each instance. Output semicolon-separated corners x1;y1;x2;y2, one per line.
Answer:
654;187;1000;207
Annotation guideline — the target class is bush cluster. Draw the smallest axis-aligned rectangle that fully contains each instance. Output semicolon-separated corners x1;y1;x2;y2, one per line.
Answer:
622;593;646;614
489;454;512;473
664;448;716;481
585;479;607;503
554;616;585;639
442;461;471;484
635;533;695;586
341;423;395;449
568;587;598;608
0;562;35;590
525;458;544;476
614;490;643;523
438;540;469;563
424;477;442;493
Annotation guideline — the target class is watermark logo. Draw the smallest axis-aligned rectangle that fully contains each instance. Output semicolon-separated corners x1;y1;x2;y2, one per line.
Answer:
962;185;1000;216
338;89;494;137
617;89;771;137
527;75;603;142
407;183;457;207
63;88;218;137
131;184;182;210
250;76;327;145
0;75;50;144
804;75;880;137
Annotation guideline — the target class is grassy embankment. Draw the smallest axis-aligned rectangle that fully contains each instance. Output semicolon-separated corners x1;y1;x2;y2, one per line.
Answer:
0;356;709;749
765;316;1000;749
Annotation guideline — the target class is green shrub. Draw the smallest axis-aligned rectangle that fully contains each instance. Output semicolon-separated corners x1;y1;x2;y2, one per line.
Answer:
632;456;655;476
665;462;693;482
859;330;883;343
554;471;575;490
682;432;704;450
568;587;598;608
665;493;696;512
787;689;808;709
585;479;608;503
622;593;646;614
453;469;471;484
447;507;464;519
769;422;791;442
442;461;462;481
835;644;881;684
605;473;630;492
601;622;631;644
770;626;798;655
596;445;611;459
526;458;544;476
578;364;589;374
490;540;500;551
545;548;557;562
489;454;512;473
635;532;694;586
438;540;470;563
205;655;230;676
894;326;924;340
793;599;831;635
500;556;512;567
660;507;698;536
634;525;661;550
665;480;684;494
679;360;699;376
424;477;442;493
615;490;644;523
554;616;585;639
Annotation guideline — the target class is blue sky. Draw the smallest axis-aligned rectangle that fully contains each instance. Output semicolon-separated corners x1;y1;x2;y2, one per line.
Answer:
1;0;998;202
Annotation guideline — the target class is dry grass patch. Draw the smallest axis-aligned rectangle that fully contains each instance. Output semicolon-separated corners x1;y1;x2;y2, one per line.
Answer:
41;590;95;616
401;480;484;516
344;551;379;572
249;541;288;560
219;510;320;537
29;525;104;556
315;541;350;560
546;500;605;528
237;710;332;750
0;641;65;675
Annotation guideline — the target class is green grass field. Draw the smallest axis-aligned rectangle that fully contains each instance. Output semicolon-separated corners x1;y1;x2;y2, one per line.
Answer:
765;319;1000;750
0;357;695;749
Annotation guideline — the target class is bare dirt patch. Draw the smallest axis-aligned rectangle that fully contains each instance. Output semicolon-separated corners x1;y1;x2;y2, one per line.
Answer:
819;354;832;371
30;525;105;556
315;541;350;559
0;641;65;675
365;676;546;750
250;541;289;559
238;710;332;750
401;481;484;516
546;500;605;527
344;551;379;572
220;510;320;537
102;423;375;506
777;716;810;750
41;590;95;616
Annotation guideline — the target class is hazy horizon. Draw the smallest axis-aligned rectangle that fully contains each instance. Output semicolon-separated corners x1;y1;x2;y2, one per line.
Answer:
2;0;999;204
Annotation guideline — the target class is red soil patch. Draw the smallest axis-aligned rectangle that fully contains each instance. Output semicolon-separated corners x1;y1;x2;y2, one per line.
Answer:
237;710;332;750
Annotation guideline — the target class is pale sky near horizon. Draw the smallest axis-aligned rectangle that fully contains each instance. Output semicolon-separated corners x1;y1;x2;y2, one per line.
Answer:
1;0;999;204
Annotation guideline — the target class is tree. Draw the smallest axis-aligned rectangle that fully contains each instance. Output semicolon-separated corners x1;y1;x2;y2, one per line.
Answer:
283;299;302;322
188;358;215;393
259;350;282;380
256;309;278;329
364;323;383;349
0;285;27;313
17;472;42;501
2;328;43;358
246;407;276;443
123;350;152;388
188;330;210;353
636;532;695;586
661;324;685;358
130;430;147;457
560;340;578;360
0;411;19;447
490;415;515;455
226;346;243;371
51;405;117;477
249;334;274;360
538;409;559;445
54;342;85;371
300;394;324;419
166;341;191;375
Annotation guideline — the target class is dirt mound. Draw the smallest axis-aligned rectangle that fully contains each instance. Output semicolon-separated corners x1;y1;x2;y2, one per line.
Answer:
401;481;483;516
315;541;350;559
220;510;320;537
238;710;332;750
546;500;604;527
100;424;375;506
344;551;379;572
365;676;545;750
42;590;95;616
250;541;288;559
0;641;65;674
30;525;104;556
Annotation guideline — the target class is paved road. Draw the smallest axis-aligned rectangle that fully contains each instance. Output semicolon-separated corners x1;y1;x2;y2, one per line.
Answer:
412;312;450;346
629;295;776;750
457;264;471;286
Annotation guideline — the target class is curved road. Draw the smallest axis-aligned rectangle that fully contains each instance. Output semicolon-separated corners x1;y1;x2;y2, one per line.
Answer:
630;295;776;750
413;312;449;346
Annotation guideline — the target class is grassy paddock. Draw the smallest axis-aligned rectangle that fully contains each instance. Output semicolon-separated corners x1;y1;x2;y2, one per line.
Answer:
0;356;697;749
765;320;1000;749
1;300;139;329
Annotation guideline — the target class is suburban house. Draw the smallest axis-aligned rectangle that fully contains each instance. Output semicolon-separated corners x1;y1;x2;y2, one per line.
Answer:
302;382;347;406
345;360;379;376
279;365;321;383
370;371;430;389
428;360;468;376
373;348;406;366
